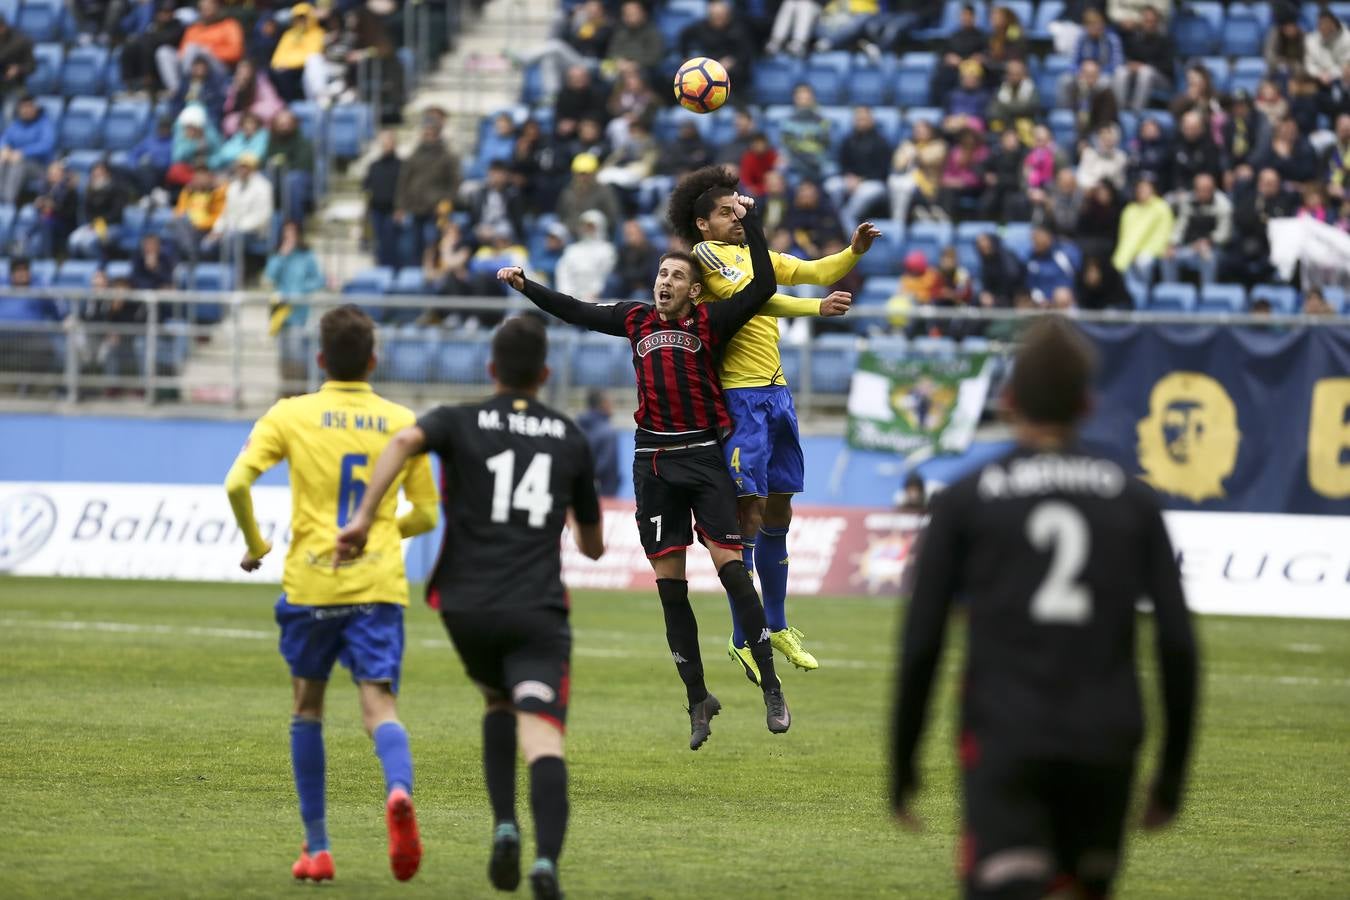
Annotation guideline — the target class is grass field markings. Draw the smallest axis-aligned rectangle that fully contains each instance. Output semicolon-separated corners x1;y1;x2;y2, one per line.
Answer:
0;616;273;640
1285;644;1325;654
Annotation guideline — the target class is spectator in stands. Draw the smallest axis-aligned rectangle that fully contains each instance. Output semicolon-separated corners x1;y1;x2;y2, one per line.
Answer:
0;257;63;375
1298;182;1334;222
270;2;327;103
467;160;527;246
477;113;520;170
0;95;56;206
1072;8;1123;78
0;15;34;101
266;108;316;225
530;221;569;287
614;219;660;299
1025;225;1078;304
678;1;755;89
916;244;976;339
519;1;611;100
987;58;1039;141
1171;110;1223;194
420;219;473;318
826;106;891;232
737;131;779;197
760;170;791;232
120;1;183;94
781;83;834;181
1288;70;1324;134
974;232;1024;307
716;109;756;168
395;111;460;270
555;209;617;302
888;119;947;234
511;118;569;211
24;160;78;259
607;1;665;73
981;127;1028;221
171;164;225;263
1303;287;1335;315
1117;174;1171;276
766;0;822;58
1127;115;1172;191
1024;125;1057;191
655;121;712;176
1222;91;1265;172
468;223;528;297
1075;255;1132;310
1266;4;1307;78
554;64;607;141
1306;10;1350;87
863;0;941;55
1169;65;1225;134
1254;77;1290;126
1327;115;1350;198
605;61;658;147
1221;168;1293;291
938;127;988;218
1114;5;1172;112
204;153;275;268
362;130;401;268
263;222;324;333
931;4;987;105
169;56;227;127
597;119;657;193
577;389;620;497
985;4;1027;77
173;106;223;170
1164;173;1231;285
212;111;270;171
944;60;991;135
83;272;146;386
1061;59;1119;142
784;180;843;258
123;115;175;200
69;162;127;261
1253;116;1319;185
556;152;621;236
570;117;611;164
1077;123;1127;191
1030;165;1082;236
813;0;880;56
888;249;943;334
222;59;285;136
1076;179;1122;261
131;233;176;291
164;0;245;90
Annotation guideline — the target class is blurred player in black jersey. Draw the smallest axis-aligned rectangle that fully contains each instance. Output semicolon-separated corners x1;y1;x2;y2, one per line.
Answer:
335;316;605;900
496;195;792;750
891;317;1200;900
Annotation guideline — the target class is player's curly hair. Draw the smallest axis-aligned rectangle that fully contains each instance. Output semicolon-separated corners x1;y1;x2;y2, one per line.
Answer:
666;165;739;247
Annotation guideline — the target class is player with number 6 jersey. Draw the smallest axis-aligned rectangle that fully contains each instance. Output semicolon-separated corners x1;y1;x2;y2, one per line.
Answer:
891;317;1200;900
225;305;439;885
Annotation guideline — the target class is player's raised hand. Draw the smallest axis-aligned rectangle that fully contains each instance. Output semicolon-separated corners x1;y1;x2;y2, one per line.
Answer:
851;222;883;255
730;192;756;218
240;540;271;573
496;266;526;291
334;517;371;567
820;290;853;317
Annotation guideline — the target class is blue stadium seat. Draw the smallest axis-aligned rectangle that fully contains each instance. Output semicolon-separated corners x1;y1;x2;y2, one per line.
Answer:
1199;283;1246;313
1188;1;1225;34
59;96;106;151
1198;57;1231;93
850;57;891;106
115;204;146;255
103;260;132;282
956;220;998;246
27;257;56;285
779;344;803;385
1250;284;1298;313
105;45;122;94
654;8;698;48
903;106;943;131
327;103;371;160
1230;57;1266;97
896;53;936;107
1048;108;1076;148
0;0;16;23
1243;1;1273;29
288;100;323;143
819;105;853;150
55;258;98;288
911;336;958;358
0;203;14;249
144;206;175;240
961;336;992;353
869;334;909;361
1151;282;1198;312
908;220;953;247
1001;223;1033;259
343;267;394;296
870;107;903;145
857;238;902;277
1221;10;1265;57
13;202;37;246
804;59;848;105
1140;109;1175;136
571;334;628;388
810;333;858;394
16;0;63;42
60;45;107;96
1321;285;1349;313
1036;56;1072;110
62;148;102;178
27;42;61;94
749;55;801;106
104;99;151;151
1173;9;1218;56
390;267;426;295
387;326;435;382
35;94;63;131
519;63;544;105
915;0;989;40
653;105;712;143
1029;0;1065;41
859;276;894;305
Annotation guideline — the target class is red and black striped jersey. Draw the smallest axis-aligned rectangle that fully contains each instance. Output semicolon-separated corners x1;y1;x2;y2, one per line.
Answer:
518;211;778;448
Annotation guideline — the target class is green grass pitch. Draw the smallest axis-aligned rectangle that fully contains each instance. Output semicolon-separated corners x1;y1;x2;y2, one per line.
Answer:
1;576;1347;898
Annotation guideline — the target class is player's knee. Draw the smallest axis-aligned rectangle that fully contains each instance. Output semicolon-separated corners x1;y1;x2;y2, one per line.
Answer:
764;494;793;529
969;847;1054;898
739;496;766;536
716;557;752;591
517;712;565;763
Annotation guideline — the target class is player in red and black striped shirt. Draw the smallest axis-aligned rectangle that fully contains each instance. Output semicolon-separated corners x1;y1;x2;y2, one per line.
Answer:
497;197;791;749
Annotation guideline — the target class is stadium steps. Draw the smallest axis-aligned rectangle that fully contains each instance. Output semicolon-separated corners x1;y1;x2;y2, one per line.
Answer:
175;301;283;409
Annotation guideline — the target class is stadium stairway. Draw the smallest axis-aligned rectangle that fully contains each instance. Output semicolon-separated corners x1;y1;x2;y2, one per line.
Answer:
174;0;546;409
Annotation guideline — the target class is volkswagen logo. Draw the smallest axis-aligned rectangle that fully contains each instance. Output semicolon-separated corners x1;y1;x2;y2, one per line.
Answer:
0;492;58;571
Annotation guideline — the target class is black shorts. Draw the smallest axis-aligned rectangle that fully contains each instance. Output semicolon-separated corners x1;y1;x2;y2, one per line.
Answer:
632;443;744;559
961;746;1135;900
441;607;571;730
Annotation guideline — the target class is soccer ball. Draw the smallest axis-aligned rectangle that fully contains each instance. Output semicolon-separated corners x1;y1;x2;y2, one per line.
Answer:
673;57;730;114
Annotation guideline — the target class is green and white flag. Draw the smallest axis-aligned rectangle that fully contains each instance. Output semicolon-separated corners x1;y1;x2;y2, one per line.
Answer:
846;351;994;454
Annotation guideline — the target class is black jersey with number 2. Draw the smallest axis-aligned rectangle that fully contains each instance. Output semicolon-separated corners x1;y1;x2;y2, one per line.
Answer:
416;393;601;614
892;445;1199;813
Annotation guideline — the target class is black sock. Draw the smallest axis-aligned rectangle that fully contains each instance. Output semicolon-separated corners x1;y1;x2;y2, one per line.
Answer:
657;578;708;706
483;708;517;826
529;755;568;864
718;560;781;692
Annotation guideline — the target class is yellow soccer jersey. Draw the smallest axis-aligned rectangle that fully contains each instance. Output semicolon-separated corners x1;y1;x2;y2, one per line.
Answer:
225;381;438;607
692;242;859;388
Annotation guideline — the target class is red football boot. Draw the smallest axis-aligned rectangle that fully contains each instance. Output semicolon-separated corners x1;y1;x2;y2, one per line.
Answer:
291;843;335;882
385;788;422;881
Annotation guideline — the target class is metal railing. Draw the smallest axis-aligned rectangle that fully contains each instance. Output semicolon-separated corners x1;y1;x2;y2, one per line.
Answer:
1;286;1346;419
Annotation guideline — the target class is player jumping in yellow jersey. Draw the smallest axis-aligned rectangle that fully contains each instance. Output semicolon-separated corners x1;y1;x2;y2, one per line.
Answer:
224;305;439;884
668;165;882;682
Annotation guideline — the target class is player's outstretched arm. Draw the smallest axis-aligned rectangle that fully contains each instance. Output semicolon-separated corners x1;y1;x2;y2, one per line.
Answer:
760;290;853;319
1141;505;1200;830
770;222;882;289
396;452;439;539
335;425;428;562
570;440;605;560
224;460;271;572
708;200;779;339
891;491;961;828
498;266;630;337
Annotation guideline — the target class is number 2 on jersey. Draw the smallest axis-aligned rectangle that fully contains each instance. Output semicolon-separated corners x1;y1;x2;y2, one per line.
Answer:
486;450;554;527
337;453;368;527
1026;501;1092;624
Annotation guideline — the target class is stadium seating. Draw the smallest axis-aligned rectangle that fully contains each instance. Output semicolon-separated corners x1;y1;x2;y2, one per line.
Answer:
28;42;61;94
16;0;63;42
60;45;107;96
1151;283;1198;313
104;99;151;152
811;333;859;394
1250;284;1299;314
1199;284;1247;314
59;96;106;151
